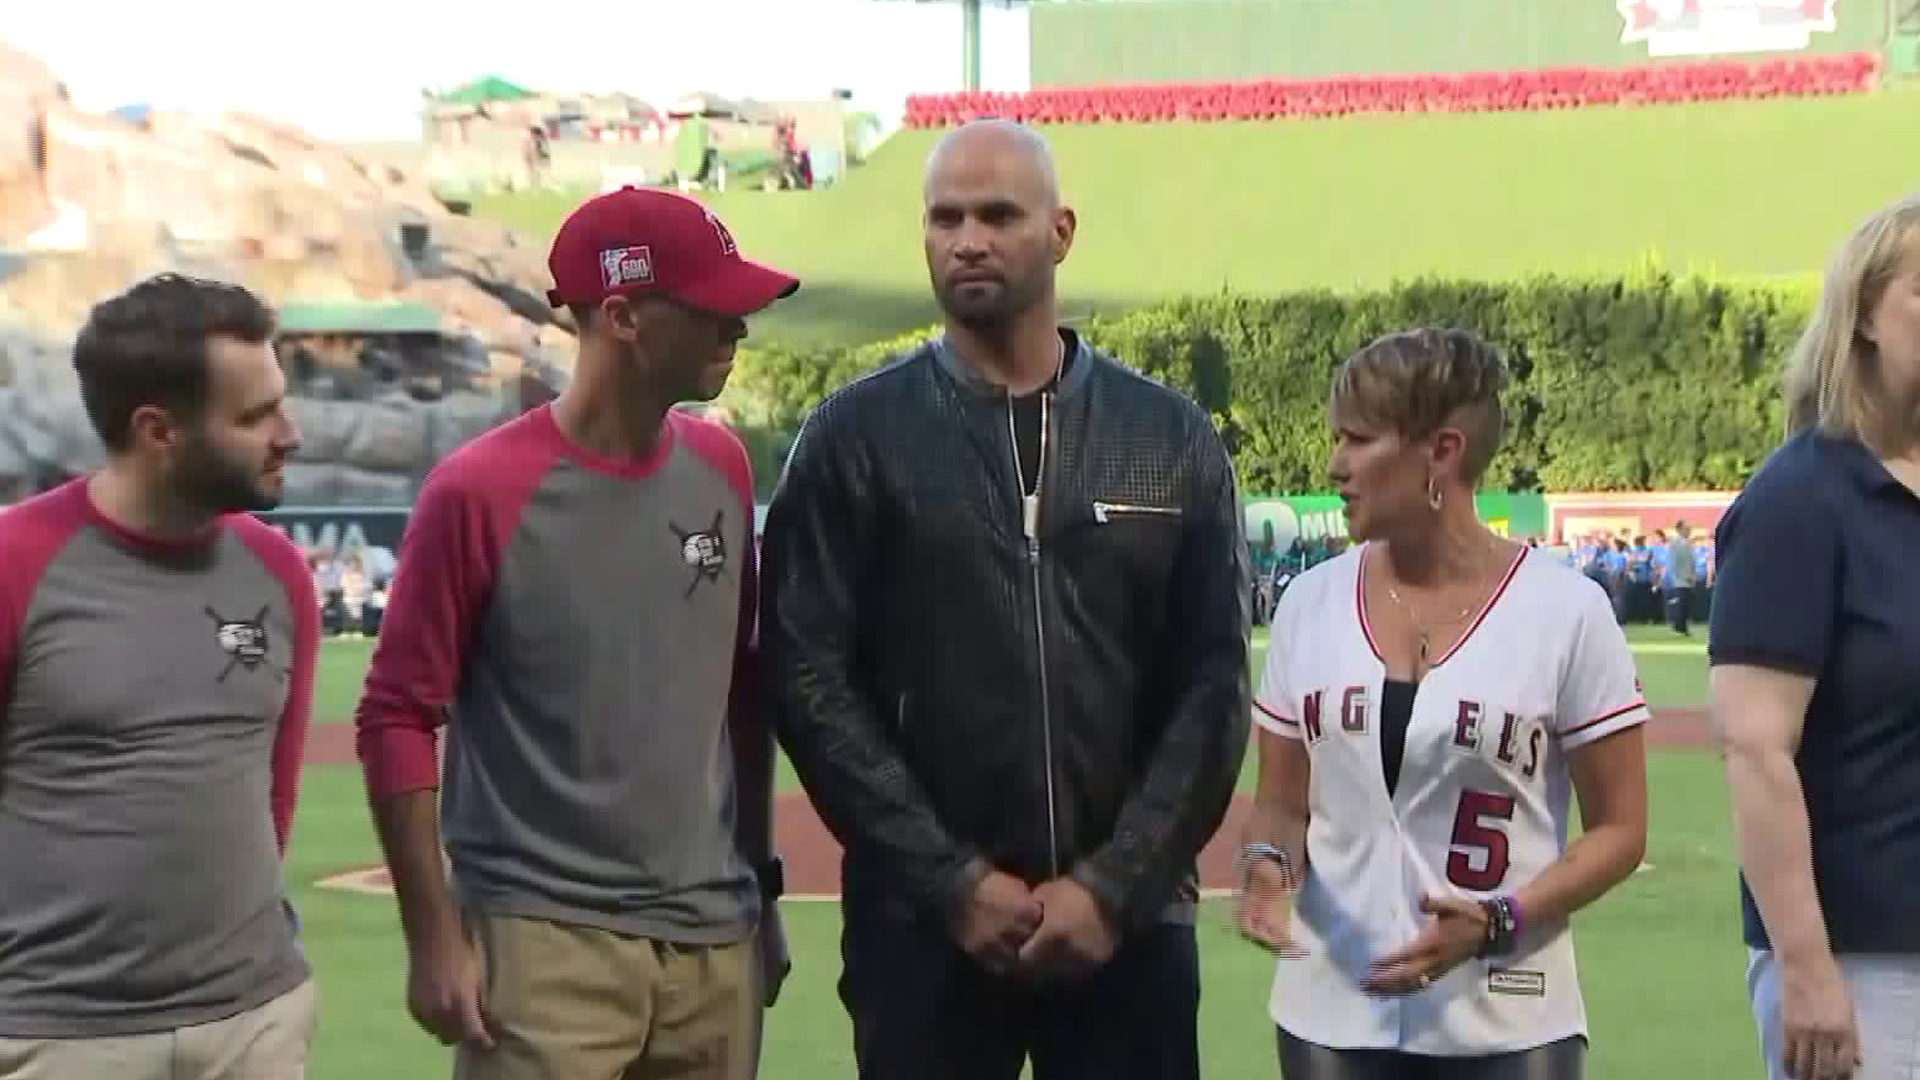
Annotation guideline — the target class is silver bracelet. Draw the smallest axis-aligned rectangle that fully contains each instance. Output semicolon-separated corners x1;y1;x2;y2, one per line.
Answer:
1239;842;1298;888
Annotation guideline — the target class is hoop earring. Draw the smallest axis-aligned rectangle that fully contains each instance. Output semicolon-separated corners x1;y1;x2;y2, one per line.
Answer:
1427;476;1444;512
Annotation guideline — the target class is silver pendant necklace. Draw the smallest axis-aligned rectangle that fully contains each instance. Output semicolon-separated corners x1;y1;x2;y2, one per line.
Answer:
1382;539;1500;664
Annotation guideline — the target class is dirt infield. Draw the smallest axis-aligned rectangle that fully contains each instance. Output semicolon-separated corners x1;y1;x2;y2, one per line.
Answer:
308;708;1712;897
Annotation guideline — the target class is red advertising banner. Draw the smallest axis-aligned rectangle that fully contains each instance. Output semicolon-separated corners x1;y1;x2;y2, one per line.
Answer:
1545;490;1736;545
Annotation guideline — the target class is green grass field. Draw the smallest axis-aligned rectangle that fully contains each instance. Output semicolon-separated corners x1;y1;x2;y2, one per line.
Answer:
471;93;1917;349
293;623;1748;1079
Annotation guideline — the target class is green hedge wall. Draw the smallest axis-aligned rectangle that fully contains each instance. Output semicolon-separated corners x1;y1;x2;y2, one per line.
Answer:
726;268;1813;498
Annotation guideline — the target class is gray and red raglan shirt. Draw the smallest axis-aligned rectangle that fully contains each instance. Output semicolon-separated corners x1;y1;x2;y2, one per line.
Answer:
0;479;317;1038
356;403;763;944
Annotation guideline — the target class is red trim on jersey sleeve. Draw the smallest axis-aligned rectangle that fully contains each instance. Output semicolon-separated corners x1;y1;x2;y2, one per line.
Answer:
1564;701;1646;738
674;411;762;733
1556;576;1653;753
0;481;91;706
232;516;320;856
355;415;555;800
1253;697;1299;737
1559;699;1650;752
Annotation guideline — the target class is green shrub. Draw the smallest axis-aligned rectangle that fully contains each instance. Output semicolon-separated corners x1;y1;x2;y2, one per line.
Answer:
730;268;1811;497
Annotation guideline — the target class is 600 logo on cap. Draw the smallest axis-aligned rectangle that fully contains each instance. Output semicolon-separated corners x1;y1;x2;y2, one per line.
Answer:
600;245;655;289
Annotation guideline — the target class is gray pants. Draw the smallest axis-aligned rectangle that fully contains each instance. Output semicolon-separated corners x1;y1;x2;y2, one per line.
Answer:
1748;949;1920;1080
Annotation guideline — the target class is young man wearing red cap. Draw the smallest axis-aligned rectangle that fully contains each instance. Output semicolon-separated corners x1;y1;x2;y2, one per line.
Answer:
355;186;797;1080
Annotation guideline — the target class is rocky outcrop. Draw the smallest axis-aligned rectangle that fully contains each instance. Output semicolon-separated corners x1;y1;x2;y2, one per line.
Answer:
0;327;567;506
0;40;574;505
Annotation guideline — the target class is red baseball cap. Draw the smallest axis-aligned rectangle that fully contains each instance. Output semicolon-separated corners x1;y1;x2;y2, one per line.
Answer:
545;186;799;317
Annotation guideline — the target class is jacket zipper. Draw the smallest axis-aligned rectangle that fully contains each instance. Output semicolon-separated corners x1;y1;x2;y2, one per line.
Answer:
1008;390;1061;878
1091;500;1182;524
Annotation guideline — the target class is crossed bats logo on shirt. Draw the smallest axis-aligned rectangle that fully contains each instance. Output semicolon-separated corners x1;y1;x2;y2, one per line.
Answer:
206;603;283;684
669;510;729;599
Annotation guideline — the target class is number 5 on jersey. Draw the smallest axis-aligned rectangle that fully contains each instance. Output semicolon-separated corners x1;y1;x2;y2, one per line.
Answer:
1447;789;1515;890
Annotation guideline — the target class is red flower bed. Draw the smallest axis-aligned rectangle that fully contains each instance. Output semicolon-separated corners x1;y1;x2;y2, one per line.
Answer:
903;53;1881;127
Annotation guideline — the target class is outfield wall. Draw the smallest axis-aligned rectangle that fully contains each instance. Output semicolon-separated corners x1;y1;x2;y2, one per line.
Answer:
1240;491;1737;547
1544;490;1736;543
1244;492;1551;547
267;490;1732;555
1030;0;1887;87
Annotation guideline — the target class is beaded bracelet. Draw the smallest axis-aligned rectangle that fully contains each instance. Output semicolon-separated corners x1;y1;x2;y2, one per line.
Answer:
1478;895;1522;957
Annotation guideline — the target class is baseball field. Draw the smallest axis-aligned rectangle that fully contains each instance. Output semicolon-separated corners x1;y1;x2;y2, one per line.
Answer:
293;623;1743;1079
268;91;1854;1077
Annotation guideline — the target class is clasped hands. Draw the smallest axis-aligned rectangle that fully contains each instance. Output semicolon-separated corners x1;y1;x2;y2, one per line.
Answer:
1241;881;1490;996
949;866;1118;981
1361;892;1489;997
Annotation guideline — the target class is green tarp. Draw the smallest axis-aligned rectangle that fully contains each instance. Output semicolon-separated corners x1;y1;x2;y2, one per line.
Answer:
279;301;443;335
435;75;534;107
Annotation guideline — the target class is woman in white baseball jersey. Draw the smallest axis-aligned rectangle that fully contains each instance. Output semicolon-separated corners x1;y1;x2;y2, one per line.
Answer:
1235;328;1650;1080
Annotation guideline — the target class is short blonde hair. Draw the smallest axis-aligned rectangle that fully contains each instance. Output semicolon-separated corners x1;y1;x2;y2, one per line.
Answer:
1329;327;1511;484
1783;192;1920;452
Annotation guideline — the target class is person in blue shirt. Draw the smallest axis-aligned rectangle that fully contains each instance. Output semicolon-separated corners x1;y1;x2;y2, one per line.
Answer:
1712;191;1920;1080
1628;535;1654;622
1577;534;1606;587
1602;537;1630;623
1691;541;1713;623
1648;528;1670;582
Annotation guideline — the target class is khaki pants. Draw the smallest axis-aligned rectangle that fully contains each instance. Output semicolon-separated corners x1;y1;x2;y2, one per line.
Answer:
458;911;761;1080
0;977;318;1080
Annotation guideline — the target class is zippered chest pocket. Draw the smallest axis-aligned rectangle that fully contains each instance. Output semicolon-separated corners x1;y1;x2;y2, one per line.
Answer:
1076;498;1187;582
1091;501;1183;525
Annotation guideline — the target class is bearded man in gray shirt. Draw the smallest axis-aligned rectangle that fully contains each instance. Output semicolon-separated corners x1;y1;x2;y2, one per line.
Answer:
0;274;319;1079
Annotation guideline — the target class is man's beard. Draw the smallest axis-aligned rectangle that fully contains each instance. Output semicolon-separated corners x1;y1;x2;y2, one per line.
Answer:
173;436;281;514
936;272;1039;331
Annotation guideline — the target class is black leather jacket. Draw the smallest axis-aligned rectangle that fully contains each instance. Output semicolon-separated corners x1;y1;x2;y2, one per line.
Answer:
761;330;1251;934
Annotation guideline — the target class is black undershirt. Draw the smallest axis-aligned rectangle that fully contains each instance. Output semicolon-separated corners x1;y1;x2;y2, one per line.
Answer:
1011;338;1073;491
1014;392;1043;494
1380;678;1417;798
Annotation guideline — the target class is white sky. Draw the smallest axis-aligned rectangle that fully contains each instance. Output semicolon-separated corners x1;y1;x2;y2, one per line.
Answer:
6;0;1031;141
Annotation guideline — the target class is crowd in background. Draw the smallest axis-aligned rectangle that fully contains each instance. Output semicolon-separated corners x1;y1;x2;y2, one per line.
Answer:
1245;522;1715;630
1569;524;1714;632
1249;529;1352;625
311;518;1709;639
304;540;396;638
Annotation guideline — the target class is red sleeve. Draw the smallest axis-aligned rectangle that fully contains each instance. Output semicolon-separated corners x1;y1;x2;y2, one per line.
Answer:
731;466;760;729
234;518;320;855
355;428;551;800
0;483;90;711
0;537;25;696
675;415;760;724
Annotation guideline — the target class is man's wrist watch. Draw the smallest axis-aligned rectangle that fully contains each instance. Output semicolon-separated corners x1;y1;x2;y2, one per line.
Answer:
755;857;785;901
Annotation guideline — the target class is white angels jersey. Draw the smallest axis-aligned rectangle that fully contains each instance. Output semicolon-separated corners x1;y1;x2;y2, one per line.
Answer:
1254;543;1647;1056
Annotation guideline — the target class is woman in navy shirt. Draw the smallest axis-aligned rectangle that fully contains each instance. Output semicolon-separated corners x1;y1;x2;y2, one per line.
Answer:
1711;192;1920;1080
